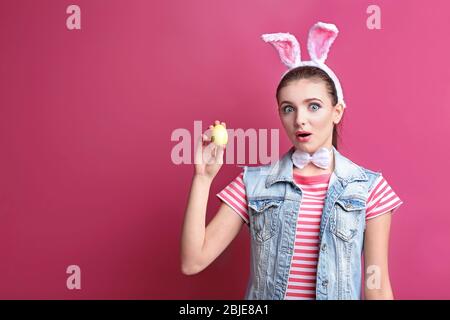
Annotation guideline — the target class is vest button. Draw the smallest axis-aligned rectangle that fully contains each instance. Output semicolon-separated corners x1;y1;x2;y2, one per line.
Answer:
322;280;328;287
321;243;327;252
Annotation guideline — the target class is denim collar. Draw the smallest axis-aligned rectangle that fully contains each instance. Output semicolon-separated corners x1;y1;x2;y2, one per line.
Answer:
265;145;368;188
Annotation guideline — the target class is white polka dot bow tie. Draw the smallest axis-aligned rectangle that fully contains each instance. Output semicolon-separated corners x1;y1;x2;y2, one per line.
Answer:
291;147;332;170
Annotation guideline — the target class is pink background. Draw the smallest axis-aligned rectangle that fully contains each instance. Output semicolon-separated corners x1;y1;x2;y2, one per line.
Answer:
1;0;449;299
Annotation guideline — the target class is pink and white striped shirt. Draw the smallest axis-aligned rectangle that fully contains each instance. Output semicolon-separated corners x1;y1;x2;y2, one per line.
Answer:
216;170;403;300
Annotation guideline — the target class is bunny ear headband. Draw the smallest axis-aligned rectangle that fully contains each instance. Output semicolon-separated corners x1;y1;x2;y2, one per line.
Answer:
262;21;346;108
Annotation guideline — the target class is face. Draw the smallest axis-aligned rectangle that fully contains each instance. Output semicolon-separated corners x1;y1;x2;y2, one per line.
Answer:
277;79;344;154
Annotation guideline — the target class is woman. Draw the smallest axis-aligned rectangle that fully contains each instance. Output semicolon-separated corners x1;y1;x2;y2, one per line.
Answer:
180;22;403;300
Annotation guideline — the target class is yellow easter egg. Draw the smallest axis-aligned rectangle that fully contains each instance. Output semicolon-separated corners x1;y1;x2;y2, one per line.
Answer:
211;124;228;146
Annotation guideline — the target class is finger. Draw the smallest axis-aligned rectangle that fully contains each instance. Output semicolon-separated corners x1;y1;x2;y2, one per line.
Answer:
202;133;211;145
203;142;216;165
194;135;204;164
200;133;212;150
216;145;225;164
214;120;219;125
211;144;217;159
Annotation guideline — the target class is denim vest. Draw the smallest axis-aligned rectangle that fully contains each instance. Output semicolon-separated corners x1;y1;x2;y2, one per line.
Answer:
242;146;381;300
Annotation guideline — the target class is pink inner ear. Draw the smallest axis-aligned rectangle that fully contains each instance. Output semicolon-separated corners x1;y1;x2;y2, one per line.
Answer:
272;40;296;66
311;28;335;60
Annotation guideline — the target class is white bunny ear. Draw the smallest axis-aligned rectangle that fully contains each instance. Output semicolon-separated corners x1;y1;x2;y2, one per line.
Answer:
261;33;301;69
307;22;338;63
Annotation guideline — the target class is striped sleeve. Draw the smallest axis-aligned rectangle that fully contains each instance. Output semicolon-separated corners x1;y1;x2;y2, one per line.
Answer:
366;175;403;220
216;172;249;224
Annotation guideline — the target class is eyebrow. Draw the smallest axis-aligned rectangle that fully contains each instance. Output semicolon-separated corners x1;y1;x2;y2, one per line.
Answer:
279;98;323;106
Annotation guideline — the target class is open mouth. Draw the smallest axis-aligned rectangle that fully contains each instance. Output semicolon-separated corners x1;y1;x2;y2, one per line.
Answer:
296;133;312;138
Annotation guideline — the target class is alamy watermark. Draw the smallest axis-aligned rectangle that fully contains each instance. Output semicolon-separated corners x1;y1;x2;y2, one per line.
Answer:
170;121;280;166
66;265;81;290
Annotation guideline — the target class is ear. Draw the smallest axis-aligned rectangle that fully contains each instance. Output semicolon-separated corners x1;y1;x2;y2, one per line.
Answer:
307;22;339;63
261;32;301;69
333;102;345;124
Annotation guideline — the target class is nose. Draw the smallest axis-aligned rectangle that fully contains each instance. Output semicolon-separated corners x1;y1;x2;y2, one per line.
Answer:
295;107;308;127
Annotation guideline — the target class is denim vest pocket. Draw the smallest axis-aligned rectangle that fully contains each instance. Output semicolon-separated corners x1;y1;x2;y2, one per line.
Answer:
247;198;282;243
330;197;366;242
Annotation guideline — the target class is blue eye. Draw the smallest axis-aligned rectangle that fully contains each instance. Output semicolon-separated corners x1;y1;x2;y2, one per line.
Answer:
309;103;321;111
282;105;294;113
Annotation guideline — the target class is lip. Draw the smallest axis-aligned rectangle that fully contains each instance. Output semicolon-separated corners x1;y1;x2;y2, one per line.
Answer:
295;130;312;135
295;130;312;143
296;134;312;142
